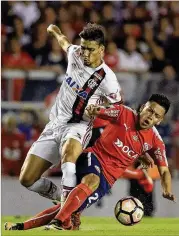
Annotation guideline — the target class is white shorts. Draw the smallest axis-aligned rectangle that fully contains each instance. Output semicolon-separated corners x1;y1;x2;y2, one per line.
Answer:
28;121;92;165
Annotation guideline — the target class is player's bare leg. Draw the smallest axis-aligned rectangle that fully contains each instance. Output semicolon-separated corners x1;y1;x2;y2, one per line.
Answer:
19;154;61;200
60;138;83;206
46;173;99;230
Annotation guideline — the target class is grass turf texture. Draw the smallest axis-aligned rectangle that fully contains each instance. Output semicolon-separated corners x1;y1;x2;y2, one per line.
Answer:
1;216;179;236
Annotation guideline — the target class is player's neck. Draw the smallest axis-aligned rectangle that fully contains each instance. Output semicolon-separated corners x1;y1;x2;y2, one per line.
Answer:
90;59;103;68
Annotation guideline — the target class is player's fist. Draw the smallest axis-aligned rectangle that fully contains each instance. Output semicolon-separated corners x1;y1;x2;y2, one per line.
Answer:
162;192;176;202
85;105;100;118
138;153;154;169
47;24;61;36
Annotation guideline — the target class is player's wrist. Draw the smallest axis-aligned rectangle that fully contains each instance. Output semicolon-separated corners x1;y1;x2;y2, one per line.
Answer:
98;108;106;116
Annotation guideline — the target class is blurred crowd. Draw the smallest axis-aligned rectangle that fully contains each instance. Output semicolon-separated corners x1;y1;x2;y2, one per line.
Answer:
1;1;179;177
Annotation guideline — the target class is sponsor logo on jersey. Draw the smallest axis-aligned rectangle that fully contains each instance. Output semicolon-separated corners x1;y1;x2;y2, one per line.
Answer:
66;76;89;100
104;109;119;117
114;138;139;159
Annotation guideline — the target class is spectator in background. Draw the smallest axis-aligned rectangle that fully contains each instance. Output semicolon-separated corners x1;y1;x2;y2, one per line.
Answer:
172;116;179;178
17;110;40;143
2;38;36;100
117;36;149;105
40;37;67;74
140;23;166;72
11;1;40;30
156;65;179;103
11;16;31;47
104;41;120;72
43;7;57;26
1;112;26;176
26;23;49;65
118;36;149;73
157;115;173;167
165;16;179;74
157;17;173;46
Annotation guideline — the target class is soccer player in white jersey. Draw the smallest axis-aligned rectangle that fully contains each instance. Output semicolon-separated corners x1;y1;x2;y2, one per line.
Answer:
19;23;122;207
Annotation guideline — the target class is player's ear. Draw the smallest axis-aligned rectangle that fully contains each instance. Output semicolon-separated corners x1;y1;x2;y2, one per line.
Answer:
100;45;105;54
139;104;145;113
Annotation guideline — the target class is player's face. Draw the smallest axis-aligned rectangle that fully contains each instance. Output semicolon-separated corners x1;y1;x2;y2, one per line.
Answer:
80;39;104;68
139;102;165;129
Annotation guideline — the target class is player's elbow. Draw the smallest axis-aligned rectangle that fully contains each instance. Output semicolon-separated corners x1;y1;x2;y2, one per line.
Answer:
81;173;100;192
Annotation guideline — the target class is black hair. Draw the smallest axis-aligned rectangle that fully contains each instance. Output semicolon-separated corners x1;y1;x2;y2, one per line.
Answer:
149;94;170;114
79;23;105;45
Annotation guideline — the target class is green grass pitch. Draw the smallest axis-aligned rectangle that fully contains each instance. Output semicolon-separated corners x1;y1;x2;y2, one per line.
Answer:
1;216;179;236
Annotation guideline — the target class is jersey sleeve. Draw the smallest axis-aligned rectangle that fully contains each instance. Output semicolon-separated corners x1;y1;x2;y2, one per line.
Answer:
97;104;124;122
67;45;80;60
148;137;168;167
100;71;122;104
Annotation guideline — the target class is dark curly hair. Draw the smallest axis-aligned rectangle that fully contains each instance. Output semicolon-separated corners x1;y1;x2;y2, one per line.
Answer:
149;94;171;114
79;23;105;45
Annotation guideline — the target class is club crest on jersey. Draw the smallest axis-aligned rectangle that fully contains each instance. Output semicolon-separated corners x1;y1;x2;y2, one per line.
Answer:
88;78;98;89
132;135;139;141
66;76;88;100
143;142;151;152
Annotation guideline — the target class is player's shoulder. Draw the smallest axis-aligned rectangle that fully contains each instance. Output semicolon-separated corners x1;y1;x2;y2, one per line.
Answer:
151;126;164;143
122;105;137;116
102;63;117;79
67;44;81;56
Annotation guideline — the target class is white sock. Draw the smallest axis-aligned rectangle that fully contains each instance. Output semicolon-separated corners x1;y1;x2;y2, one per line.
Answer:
27;177;61;201
61;162;77;205
61;162;77;187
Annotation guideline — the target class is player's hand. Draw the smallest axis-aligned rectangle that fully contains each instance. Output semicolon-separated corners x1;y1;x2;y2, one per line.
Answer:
85;105;100;118
162;192;176;202
47;24;61;36
138;153;154;169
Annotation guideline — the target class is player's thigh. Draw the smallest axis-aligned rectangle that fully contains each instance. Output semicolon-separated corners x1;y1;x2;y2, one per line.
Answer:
20;139;60;184
61;138;83;164
20;153;52;183
60;122;92;163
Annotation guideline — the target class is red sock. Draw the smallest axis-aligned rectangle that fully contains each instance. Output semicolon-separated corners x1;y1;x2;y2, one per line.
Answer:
55;183;92;222
24;204;61;230
122;169;144;180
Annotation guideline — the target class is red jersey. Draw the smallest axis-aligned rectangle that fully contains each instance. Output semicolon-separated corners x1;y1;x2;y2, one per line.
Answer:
86;104;168;186
2;129;26;176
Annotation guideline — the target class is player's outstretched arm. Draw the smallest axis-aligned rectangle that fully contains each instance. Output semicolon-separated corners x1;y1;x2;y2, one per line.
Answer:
85;104;121;121
157;166;176;202
47;24;71;53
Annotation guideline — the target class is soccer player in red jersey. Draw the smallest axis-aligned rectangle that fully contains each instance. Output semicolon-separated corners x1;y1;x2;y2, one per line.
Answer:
46;94;175;230
5;94;175;231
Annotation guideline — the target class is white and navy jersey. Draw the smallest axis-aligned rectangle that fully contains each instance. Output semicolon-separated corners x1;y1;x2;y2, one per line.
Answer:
49;45;122;125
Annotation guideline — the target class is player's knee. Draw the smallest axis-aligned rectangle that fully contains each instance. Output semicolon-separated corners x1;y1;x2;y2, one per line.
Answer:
62;139;82;164
82;174;100;192
62;151;77;163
